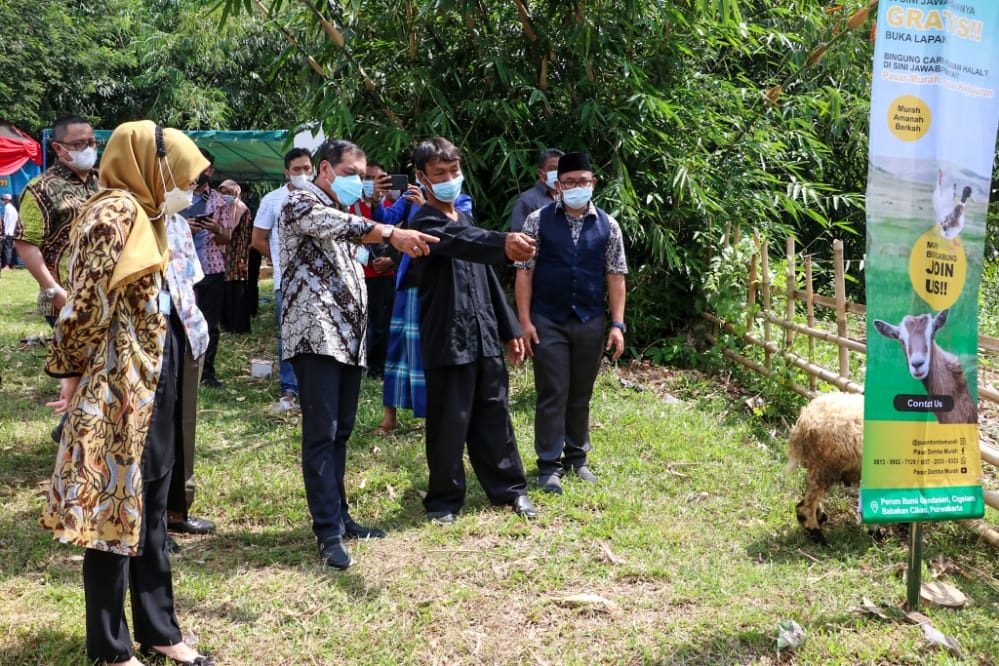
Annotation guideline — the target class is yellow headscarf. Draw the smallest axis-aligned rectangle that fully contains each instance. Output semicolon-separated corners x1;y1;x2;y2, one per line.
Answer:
82;120;209;290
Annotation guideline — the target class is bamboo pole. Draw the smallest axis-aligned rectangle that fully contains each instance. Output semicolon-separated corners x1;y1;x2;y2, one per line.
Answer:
762;311;866;352
985;488;999;512
782;287;868;315
805;255;817;391
748;238;758;334
703;331;814;399
251;0;327;76
702;312;865;393
759;233;772;369
833;240;848;380
980;442;999;468
785;238;796;349
963;520;999;547
980;335;999;352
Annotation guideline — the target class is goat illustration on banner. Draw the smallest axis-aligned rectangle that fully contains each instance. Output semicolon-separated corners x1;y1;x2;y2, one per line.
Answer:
861;0;998;524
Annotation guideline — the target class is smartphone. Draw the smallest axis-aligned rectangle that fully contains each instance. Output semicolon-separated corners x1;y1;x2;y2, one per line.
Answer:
389;174;409;191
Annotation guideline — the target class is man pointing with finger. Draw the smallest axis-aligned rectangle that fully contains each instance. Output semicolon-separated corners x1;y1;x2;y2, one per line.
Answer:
408;136;539;524
514;152;628;495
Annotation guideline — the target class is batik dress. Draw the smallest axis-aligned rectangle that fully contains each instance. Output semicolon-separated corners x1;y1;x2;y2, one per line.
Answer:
40;195;166;555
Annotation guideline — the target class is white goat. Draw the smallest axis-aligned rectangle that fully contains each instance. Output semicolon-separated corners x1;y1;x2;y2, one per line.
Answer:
787;392;864;545
872;309;977;425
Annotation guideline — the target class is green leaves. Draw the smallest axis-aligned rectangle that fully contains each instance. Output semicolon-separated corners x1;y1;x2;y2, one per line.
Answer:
3;0;882;359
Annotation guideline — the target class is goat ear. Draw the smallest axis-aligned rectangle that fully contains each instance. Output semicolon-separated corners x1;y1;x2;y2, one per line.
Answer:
873;320;899;340
933;309;948;334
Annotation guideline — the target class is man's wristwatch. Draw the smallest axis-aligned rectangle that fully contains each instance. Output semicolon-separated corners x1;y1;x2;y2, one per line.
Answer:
381;225;394;241
610;321;627;334
43;286;62;299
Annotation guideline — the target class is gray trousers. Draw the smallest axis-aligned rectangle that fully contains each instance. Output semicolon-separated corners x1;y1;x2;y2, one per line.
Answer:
531;312;605;477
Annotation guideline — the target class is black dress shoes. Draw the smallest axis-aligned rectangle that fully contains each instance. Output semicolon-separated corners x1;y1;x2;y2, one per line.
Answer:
167;516;216;535
343;517;386;539
139;644;216;665
538;473;563;495
427;511;456;525
319;536;352;570
512;495;538;518
200;375;223;389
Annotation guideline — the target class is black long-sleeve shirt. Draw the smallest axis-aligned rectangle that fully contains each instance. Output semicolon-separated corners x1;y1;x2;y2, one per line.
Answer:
409;206;522;370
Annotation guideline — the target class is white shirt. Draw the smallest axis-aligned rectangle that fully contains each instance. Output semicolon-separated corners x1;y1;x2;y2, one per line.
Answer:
253;184;292;289
2;202;18;236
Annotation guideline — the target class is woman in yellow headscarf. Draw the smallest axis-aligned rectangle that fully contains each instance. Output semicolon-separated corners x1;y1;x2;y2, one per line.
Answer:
41;121;217;666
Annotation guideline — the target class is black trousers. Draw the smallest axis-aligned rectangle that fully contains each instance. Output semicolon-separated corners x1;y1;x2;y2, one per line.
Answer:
291;354;362;541
365;274;395;376
0;236;16;267
194;273;224;380
423;356;528;514
221;279;251;333
531;313;605;476
246;248;261;318
84;311;183;662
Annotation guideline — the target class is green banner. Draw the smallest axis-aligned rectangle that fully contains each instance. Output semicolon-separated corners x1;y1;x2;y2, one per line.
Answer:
862;1;998;523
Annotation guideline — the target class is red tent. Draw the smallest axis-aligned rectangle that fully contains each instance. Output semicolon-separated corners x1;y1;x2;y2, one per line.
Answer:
0;121;43;199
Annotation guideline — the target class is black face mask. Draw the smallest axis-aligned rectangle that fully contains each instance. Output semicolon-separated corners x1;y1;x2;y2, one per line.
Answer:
197;172;211;187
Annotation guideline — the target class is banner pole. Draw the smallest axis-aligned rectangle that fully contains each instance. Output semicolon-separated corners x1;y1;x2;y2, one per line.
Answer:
906;522;922;610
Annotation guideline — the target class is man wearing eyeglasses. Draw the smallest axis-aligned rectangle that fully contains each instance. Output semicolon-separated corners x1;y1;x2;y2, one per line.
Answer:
13;114;99;325
514;152;628;495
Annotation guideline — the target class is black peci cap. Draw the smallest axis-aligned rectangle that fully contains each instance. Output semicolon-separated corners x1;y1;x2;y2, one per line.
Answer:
557;152;592;176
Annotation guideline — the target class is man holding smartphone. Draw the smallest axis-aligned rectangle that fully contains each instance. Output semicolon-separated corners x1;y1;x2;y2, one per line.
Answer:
355;163;398;378
183;149;232;389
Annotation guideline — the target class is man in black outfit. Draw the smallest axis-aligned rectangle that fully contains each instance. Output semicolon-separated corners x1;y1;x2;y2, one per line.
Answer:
408;136;539;524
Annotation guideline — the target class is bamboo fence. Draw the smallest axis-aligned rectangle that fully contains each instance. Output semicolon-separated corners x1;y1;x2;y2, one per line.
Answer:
703;234;999;532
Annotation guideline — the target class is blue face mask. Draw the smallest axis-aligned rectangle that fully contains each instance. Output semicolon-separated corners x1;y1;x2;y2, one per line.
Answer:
332;173;363;207
561;186;593;209
544;170;558;190
428;174;463;203
362;180;376;198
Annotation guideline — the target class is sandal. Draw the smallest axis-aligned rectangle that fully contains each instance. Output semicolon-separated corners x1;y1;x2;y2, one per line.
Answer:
139;645;216;666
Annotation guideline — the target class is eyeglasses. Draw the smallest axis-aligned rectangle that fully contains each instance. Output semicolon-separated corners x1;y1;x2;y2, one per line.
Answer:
560;178;593;189
56;138;97;151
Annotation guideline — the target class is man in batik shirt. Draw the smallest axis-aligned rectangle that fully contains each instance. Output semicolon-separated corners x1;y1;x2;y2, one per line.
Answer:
14;114;99;324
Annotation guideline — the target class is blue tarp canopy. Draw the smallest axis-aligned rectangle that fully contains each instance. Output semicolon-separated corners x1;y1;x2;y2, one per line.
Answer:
43;129;295;183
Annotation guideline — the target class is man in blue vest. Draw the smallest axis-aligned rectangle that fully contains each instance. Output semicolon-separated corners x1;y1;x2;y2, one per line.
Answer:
514;152;628;494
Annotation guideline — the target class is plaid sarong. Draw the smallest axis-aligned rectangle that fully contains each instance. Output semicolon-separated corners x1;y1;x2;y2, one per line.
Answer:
382;287;426;417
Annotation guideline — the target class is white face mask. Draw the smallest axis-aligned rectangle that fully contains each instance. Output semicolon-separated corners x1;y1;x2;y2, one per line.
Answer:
66;146;98;171
290;174;312;190
164;187;195;216
159;158;194;216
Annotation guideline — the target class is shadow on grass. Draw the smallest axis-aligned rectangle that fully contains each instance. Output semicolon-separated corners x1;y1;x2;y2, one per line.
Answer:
743;520;893;565
0;627;86;666
0;504;79;578
644;610;893;665
641;625;776;665
0;431;57;482
170;525;389;606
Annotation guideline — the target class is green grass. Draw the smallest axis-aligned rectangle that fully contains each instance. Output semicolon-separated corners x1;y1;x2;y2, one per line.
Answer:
2;267;999;665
